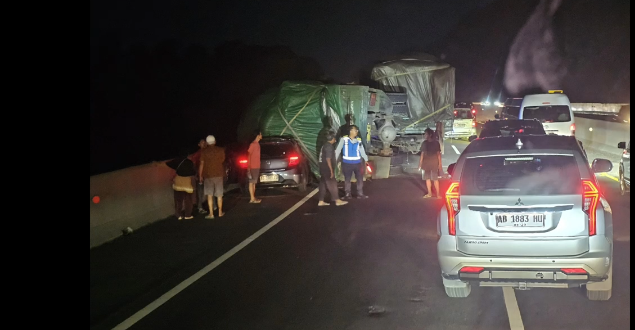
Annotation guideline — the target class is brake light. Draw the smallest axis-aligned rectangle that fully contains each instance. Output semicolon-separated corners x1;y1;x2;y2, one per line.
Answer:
518;128;524;133
238;158;248;169
570;123;576;135
445;182;460;235
460;266;484;274
288;155;300;167
454;110;458;115
471;109;476;114
560;268;587;275
582;180;599;236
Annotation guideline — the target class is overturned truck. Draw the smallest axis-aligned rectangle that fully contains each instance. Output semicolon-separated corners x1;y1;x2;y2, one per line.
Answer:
237;55;455;178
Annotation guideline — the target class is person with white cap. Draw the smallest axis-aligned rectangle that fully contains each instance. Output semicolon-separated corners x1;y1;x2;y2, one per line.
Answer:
198;135;226;218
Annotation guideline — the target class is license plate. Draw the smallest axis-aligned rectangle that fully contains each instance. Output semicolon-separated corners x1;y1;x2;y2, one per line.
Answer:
495;213;545;227
259;174;279;183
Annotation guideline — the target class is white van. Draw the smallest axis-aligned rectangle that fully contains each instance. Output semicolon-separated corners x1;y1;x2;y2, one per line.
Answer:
519;90;575;136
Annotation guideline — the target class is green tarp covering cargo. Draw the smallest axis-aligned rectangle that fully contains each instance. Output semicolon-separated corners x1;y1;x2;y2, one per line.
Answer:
237;81;375;179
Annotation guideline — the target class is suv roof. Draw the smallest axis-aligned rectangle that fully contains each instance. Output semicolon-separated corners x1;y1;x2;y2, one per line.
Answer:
465;135;583;155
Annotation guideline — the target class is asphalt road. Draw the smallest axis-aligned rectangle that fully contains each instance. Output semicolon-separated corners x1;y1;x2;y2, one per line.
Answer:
90;140;630;330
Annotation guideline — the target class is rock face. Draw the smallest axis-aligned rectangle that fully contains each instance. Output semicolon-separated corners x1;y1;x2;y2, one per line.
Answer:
429;0;630;103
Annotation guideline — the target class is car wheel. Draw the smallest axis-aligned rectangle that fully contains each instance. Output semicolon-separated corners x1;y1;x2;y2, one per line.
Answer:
619;172;626;196
442;277;471;298
298;166;308;192
586;263;612;301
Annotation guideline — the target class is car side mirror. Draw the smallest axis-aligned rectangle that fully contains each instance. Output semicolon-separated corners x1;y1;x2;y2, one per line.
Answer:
468;135;477;142
592;158;613;173
494;114;500;119
618;141;626;149
447;163;456;176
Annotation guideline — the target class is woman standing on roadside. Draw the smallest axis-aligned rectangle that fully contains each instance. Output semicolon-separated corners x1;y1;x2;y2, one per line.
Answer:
166;150;197;220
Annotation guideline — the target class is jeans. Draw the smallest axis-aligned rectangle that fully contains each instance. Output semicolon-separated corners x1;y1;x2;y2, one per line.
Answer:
318;167;340;201
342;162;364;196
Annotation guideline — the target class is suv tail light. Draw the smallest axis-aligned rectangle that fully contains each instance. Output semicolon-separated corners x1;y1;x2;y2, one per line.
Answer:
570;123;576;135
460;266;484;274
445;182;460;235
582;180;599;236
288;155;300;167
238;158;248;169
561;268;588;275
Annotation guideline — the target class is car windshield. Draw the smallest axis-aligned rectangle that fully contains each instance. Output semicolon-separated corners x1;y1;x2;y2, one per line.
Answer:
523;105;571;122
260;142;295;159
454;109;474;119
460;155;581;195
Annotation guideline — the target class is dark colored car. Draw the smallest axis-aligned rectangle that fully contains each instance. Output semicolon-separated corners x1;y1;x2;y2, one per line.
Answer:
233;136;312;192
618;141;630;195
469;119;546;141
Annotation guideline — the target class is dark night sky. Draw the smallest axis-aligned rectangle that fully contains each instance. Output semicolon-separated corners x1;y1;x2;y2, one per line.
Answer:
90;0;494;82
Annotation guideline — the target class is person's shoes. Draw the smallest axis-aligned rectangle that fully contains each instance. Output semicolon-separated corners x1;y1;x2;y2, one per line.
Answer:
335;200;348;206
342;194;352;200
356;194;369;199
205;215;215;219
184;216;194;220
318;201;330;206
198;209;208;214
178;216;183;220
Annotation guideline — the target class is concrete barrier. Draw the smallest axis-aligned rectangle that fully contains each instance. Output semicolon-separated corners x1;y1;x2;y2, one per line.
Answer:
574;117;630;159
90;161;174;249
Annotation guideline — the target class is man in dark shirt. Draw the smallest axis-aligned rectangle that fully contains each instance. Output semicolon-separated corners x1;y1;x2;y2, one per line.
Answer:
318;132;348;206
418;127;443;198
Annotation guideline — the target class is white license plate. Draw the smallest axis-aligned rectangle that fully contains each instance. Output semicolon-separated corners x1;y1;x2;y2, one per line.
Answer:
260;174;279;182
495;213;545;227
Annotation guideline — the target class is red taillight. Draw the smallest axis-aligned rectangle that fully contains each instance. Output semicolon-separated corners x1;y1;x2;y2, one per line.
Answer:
518;128;524;133
582;180;599;236
560;268;587;275
471;109;476;114
460;266;484;274
454;110;458;115
445;182;460;235
238;158;248;169
570;123;576;135
366;164;372;173
471;121;476;127
288;155;300;167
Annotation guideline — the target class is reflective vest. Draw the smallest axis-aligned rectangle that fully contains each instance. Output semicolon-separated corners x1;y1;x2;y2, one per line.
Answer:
342;136;362;164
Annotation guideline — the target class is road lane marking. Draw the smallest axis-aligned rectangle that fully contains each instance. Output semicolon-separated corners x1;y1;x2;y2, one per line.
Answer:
451;145;460;155
600;173;620;182
503;287;525;330
112;188;319;330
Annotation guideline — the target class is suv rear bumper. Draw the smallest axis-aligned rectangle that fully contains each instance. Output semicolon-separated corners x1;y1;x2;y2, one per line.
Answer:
438;235;612;284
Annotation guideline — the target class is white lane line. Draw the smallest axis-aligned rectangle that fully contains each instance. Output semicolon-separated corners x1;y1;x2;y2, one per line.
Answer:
112;188;319;330
502;287;525;330
451;145;460;155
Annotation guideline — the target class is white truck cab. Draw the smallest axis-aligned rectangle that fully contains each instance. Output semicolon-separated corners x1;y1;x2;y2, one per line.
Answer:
519;90;576;136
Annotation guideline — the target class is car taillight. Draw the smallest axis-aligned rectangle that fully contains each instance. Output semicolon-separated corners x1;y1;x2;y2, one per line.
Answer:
582;180;599;236
472;121;476;127
288;155;300;167
445;182;460;235
570;123;576;135
238;158;248;169
471;109;476;114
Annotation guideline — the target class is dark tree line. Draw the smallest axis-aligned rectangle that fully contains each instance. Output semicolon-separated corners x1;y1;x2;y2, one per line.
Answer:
90;39;326;175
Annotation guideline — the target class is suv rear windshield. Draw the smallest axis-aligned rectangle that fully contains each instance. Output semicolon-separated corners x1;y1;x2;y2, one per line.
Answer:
460;155;580;195
454;109;474;120
260;142;295;159
502;106;520;119
522;105;571;122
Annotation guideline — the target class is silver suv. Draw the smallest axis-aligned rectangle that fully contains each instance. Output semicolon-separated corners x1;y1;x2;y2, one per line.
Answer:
439;135;614;300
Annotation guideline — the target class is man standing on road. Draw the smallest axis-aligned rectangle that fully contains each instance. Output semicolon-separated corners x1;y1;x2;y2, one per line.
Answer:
318;131;348;206
199;135;226;218
192;138;212;215
335;125;369;199
246;130;262;204
419;127;443;198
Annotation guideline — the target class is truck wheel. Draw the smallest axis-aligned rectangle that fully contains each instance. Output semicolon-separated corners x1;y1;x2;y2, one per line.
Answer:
586;263;612;301
442;277;471;298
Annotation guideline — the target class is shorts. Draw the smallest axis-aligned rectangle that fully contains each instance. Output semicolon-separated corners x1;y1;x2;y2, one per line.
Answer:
248;169;260;184
204;177;224;197
422;169;439;181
